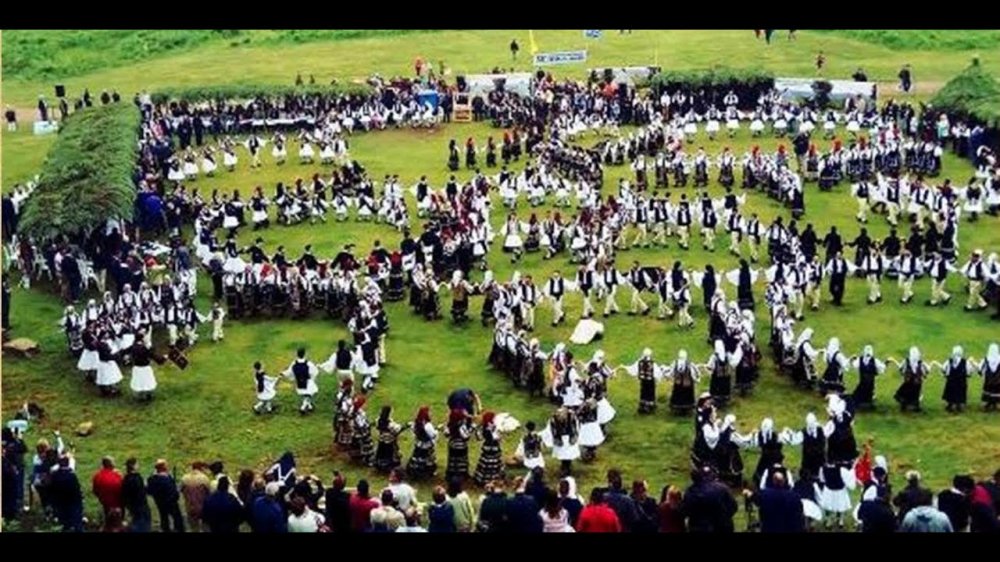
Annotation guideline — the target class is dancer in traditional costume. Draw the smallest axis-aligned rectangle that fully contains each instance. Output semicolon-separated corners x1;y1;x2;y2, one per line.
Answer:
666;350;700;415
282;347;319;414
515;421;545;472
980;343;1000;410
849;345;885;409
623;348;666;414
406;406;438;480
129;333;164;401
541;407;581;477
252;361;278;415
350;396;375;466
473;411;505;485
890;347;928;412
937;345;971;412
374;406;410;473
444;408;474;482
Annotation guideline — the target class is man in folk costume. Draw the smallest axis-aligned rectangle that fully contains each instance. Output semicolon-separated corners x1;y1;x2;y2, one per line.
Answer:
449;270;473;323
960;249;989;311
545;271;567;326
210;301;226;342
253;361;278;415
127;330;163;401
350;396;375;467
745;213;763;263
519;275;539;332
745;418;785;489
890;346;929;412
95;330;124;396
817;459;858;530
627;261;651;316
850;345;886;409
406;406;438;480
675;194;692;250
574;264;596;320
631;195;650;249
924;251;956;306
598;261;624;318
445;408;474;482
699;196;719;252
852;180;872;223
819;337;851;396
824;251;855;306
584;351;616;428
980;343;1000;410
896;247;920;304
282;347;319;414
576;399;605;462
669;261;694;328
541;407;581;477
515;421;545;473
623;348;666;414
936;345;971;412
805;254;825;314
860;246;886;305
320;340;356;383
726;209;745;257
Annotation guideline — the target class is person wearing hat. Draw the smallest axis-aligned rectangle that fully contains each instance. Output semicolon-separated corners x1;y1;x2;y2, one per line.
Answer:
960;249;989;311
282;347;319;414
924;251;956;306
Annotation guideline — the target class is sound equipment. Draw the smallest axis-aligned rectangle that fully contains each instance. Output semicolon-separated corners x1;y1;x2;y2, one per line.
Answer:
55;85;66;98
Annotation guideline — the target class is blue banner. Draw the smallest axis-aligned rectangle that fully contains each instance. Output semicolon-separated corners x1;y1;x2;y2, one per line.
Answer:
533;50;588;66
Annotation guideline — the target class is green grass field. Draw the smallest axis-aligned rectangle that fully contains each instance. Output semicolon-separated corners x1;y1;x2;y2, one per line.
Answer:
3;30;1000;531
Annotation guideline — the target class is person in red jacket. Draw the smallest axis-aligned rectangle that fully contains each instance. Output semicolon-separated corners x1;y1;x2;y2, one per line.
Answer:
91;456;123;521
348;479;380;532
576;487;621;532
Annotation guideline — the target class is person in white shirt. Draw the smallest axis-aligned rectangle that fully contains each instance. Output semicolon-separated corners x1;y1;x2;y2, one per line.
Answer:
386;468;418;512
287;494;326;532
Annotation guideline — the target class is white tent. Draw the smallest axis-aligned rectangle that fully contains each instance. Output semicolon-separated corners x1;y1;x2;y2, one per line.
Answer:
463;73;536;97
775;77;877;103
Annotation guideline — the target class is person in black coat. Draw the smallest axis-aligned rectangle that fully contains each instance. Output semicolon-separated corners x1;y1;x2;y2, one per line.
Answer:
745;471;804;533
147;459;185;532
323;473;352;532
505;480;543;533
681;467;738;533
202;476;245;532
800;224;818;262
893;471;931;523
937;475;972;532
524;466;549;507
857;485;898;532
48;456;84;532
847;228;873;269
61;252;83;303
604;469;641;532
122;457;152;532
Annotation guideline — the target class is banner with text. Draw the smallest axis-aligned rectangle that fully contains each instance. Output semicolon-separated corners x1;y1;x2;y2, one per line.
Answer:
533;50;588;66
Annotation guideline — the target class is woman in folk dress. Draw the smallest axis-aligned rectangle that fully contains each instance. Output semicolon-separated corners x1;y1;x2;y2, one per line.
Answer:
183;152;199;180
129;332;163;402
201;148;217;176
473;411;505;486
298;137;315;164
374;405;409;473
222;142;239;172
980;343;1000;410
271;134;287;165
95;331;123;396
406;406;439;480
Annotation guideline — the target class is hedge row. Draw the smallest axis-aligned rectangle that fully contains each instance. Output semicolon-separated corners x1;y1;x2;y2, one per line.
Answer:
930;59;1000;128
20;103;141;240
150;83;374;105
650;68;776;109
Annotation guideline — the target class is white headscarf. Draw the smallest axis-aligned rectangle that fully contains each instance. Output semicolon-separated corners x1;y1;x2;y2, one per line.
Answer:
713;339;726;359
826;337;841;358
592;350;605;365
987;343;1000;371
863;345;874;358
951;345;964;366
722;414;736;430
452;270;463;284
796;327;814;348
642;348;652;359
677;349;688;367
760;418;774;438
908;346;921;364
805;412;818;436
483;270;494;285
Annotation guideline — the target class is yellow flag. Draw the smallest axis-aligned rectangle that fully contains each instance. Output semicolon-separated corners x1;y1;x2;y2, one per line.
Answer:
529;29;539;55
